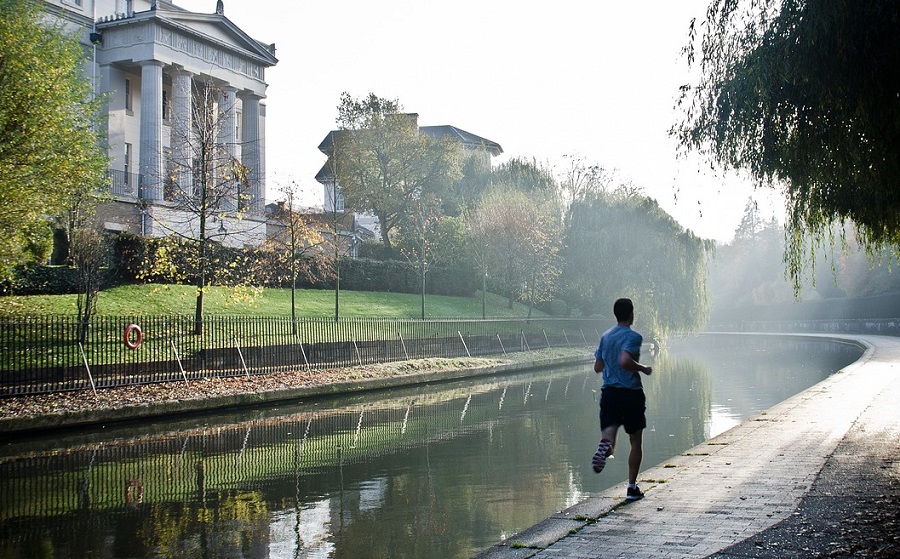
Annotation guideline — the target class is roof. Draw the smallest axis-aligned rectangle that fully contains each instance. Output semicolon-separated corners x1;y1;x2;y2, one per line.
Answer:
317;126;502;156
315;162;336;182
419;125;503;156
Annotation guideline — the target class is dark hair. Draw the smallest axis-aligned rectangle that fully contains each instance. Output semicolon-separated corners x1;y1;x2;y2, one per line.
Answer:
613;298;633;322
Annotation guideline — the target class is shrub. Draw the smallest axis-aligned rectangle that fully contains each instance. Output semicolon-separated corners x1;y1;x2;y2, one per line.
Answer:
4;264;79;295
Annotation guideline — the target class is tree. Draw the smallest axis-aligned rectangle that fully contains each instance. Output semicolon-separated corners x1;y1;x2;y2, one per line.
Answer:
520;202;561;319
0;0;108;281
145;81;258;334
556;155;615;225
560;189;710;337
473;187;561;313
707;205;799;315
673;0;900;289
469;158;561;314
441;149;494;216
322;152;345;321
62;190;108;343
265;183;327;331
465;207;493;319
732;197;763;243
397;202;441;320
331;92;462;249
71;224;107;344
490;157;557;198
396;204;468;319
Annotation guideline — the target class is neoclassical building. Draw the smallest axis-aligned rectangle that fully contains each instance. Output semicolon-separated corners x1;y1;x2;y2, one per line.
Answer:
44;0;277;247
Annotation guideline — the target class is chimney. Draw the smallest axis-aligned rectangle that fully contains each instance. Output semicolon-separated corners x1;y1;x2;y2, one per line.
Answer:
216;1;224;15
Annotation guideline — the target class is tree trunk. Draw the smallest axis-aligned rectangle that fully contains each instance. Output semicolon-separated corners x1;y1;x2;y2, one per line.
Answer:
334;258;341;322
481;269;487;319
291;268;297;335
377;212;392;250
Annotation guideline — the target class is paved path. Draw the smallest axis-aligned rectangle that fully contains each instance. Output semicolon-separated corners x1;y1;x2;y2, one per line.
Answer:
473;334;900;559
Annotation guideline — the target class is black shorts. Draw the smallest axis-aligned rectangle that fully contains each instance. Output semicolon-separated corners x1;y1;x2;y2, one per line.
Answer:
599;386;647;434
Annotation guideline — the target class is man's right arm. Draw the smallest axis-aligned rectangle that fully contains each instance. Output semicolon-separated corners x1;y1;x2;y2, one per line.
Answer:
618;350;652;375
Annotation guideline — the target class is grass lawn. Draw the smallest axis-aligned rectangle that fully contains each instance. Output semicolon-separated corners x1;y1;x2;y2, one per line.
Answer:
0;284;549;319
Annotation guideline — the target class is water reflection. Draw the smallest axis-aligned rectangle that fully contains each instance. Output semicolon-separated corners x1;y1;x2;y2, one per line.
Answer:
0;335;861;559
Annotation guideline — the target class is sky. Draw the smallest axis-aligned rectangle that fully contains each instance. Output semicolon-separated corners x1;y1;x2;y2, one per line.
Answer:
176;0;785;243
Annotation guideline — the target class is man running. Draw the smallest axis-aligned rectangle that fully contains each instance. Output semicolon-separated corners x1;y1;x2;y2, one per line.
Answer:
592;297;653;501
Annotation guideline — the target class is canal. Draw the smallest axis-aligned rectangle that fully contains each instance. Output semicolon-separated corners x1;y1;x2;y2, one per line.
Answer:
0;334;863;559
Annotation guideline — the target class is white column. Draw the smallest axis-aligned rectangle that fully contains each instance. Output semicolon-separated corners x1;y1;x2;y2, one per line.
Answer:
241;93;262;215
218;86;238;209
171;69;193;196
139;60;164;201
258;102;267;213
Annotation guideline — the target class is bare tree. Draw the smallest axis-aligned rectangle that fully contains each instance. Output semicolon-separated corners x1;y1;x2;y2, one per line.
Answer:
465;208;493;319
143;81;258;334
557;155;615;222
397;200;442;320
71;225;106;344
265;182;327;331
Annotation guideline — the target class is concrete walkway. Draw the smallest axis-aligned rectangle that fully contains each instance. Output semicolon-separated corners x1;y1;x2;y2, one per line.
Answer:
473;334;900;559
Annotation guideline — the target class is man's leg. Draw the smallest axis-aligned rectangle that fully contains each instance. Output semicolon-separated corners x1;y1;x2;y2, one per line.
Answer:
627;429;643;485
602;425;618;456
593;424;618;473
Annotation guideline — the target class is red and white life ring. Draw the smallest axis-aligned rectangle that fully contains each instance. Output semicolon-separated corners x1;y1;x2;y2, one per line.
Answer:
125;478;144;506
124;323;143;349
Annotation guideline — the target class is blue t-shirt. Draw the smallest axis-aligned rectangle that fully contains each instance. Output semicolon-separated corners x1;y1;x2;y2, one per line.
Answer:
594;324;644;390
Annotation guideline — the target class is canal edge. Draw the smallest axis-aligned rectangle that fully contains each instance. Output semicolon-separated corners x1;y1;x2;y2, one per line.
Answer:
0;353;593;437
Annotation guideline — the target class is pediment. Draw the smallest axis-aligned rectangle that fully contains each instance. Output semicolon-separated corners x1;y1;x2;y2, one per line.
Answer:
157;10;277;66
97;4;277;67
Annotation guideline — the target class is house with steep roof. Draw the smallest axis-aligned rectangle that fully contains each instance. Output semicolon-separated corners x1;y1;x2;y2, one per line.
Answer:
315;115;503;238
43;0;277;247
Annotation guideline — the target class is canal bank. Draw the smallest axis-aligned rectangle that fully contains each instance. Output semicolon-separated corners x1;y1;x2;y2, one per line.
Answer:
0;349;590;437
473;333;900;559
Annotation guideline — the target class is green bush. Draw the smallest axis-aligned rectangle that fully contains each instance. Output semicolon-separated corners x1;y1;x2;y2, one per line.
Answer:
5;264;79;295
547;299;570;317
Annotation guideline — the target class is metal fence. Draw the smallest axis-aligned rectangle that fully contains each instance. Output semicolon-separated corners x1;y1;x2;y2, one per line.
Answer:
0;316;609;397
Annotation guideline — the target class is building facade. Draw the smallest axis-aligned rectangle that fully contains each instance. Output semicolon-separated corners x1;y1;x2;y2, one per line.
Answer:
44;0;277;247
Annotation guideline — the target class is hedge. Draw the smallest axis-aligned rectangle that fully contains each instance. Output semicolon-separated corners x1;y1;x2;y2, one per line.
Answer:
5;234;478;298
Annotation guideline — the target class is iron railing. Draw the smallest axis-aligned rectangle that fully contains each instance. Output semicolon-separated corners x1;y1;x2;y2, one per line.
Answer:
107;169;142;198
0;316;609;397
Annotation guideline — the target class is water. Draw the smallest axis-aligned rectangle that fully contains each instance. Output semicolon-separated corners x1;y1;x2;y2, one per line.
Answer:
0;335;862;559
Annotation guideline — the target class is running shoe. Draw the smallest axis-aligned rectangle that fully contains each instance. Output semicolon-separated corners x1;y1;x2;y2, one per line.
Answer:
592;439;612;473
626;485;645;501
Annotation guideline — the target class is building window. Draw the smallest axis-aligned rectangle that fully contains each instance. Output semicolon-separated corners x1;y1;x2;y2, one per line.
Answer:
335;188;345;212
124;143;132;185
162;89;169;121
125;78;133;113
235;110;242;142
